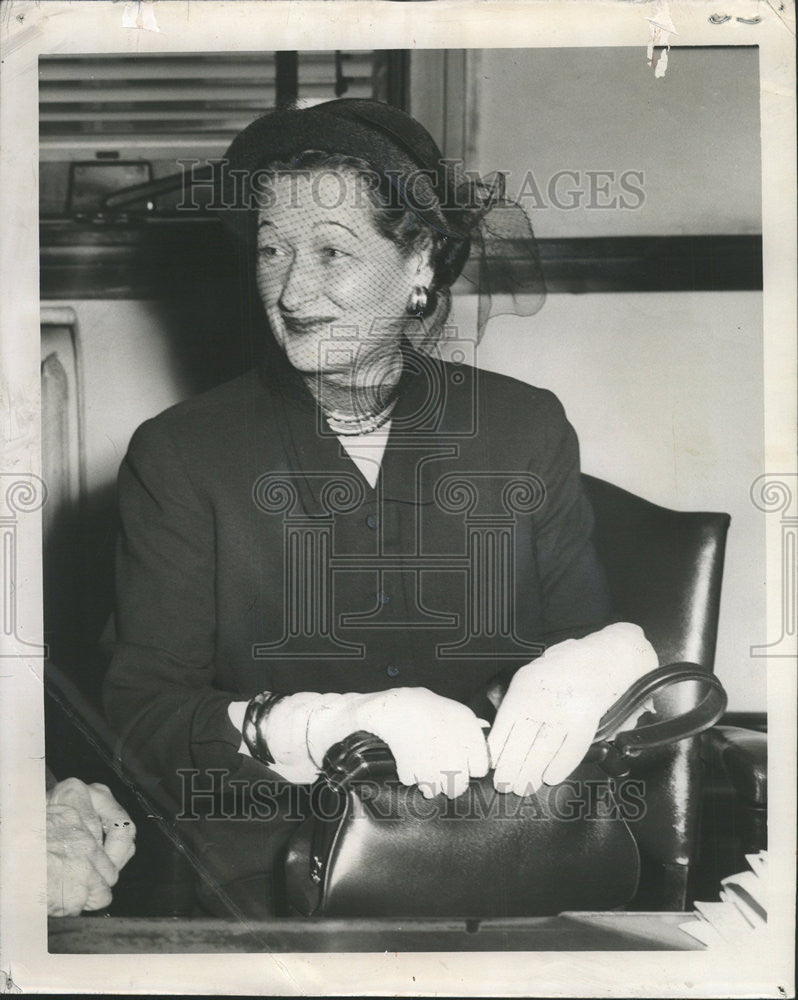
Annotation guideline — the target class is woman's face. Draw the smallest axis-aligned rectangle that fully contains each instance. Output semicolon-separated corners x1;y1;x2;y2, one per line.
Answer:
256;170;433;385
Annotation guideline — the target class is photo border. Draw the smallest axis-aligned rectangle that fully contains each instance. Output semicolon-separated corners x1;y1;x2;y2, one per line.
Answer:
1;1;795;994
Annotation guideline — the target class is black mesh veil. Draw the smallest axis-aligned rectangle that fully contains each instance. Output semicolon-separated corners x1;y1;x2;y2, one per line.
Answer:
449;169;546;339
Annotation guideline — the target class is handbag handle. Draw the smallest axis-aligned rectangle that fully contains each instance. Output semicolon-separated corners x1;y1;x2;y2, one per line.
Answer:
588;661;727;774
321;661;727;785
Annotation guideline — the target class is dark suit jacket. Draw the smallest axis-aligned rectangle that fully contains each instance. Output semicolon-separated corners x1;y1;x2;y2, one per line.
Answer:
103;346;610;903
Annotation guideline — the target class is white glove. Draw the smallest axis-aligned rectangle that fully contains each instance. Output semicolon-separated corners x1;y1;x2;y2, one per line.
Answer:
261;687;490;799
487;623;658;797
46;778;136;917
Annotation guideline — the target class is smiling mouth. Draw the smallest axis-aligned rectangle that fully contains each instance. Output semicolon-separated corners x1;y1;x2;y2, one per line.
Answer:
281;315;336;335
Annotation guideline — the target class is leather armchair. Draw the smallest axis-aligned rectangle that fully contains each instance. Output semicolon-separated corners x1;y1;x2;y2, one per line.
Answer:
582;474;765;909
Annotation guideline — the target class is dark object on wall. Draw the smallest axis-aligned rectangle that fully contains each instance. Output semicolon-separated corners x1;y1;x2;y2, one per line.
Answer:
536;234;762;293
67;161;153;217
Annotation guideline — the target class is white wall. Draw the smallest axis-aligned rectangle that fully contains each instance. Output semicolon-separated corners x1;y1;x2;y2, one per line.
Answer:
62;300;199;496
469;46;761;237
448;290;765;711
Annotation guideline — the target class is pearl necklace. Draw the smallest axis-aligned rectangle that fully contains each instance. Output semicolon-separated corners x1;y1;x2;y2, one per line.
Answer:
324;399;397;436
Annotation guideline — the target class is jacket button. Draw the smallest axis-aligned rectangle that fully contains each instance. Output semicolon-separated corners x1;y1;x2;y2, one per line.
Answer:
386;665;400;678
366;514;378;529
377;591;390;605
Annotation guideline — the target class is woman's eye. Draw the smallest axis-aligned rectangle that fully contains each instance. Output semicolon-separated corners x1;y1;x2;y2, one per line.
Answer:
258;245;287;260
321;247;348;260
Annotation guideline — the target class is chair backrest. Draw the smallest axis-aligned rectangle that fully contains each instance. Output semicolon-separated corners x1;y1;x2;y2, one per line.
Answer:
582;474;729;671
582;473;731;909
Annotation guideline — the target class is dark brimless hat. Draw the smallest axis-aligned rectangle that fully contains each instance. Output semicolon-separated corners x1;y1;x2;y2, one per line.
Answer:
214;98;546;337
217;99;469;243
223;99;444;192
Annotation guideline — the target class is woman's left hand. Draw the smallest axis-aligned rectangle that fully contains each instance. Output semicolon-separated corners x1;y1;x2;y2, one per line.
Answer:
487;623;658;796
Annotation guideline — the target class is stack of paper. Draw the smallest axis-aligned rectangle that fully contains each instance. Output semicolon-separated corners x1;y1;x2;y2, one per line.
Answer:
680;852;768;947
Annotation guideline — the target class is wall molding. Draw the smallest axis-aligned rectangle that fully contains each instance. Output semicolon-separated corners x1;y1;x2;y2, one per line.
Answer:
40;219;762;299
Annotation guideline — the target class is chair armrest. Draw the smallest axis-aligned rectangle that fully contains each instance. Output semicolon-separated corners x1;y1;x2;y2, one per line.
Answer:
708;726;767;806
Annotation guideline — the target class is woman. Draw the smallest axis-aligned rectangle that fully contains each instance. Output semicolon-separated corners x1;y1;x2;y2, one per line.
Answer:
103;99;656;914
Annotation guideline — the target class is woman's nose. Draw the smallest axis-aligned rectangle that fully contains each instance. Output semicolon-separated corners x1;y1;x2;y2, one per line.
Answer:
278;254;318;313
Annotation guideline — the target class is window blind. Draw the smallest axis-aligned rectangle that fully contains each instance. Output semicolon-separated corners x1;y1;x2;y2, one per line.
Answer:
39;51;377;160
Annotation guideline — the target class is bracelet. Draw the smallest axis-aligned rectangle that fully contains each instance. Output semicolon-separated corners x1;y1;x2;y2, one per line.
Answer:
242;691;286;766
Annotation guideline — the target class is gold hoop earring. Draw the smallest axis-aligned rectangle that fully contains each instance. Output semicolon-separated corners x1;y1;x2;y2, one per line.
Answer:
408;285;429;316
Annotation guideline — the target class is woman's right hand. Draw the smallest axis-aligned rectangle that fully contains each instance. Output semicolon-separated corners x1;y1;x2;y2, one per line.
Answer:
263;687;490;798
330;687;491;799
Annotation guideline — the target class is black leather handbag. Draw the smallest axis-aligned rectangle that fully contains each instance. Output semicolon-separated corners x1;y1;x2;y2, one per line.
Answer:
284;663;727;918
